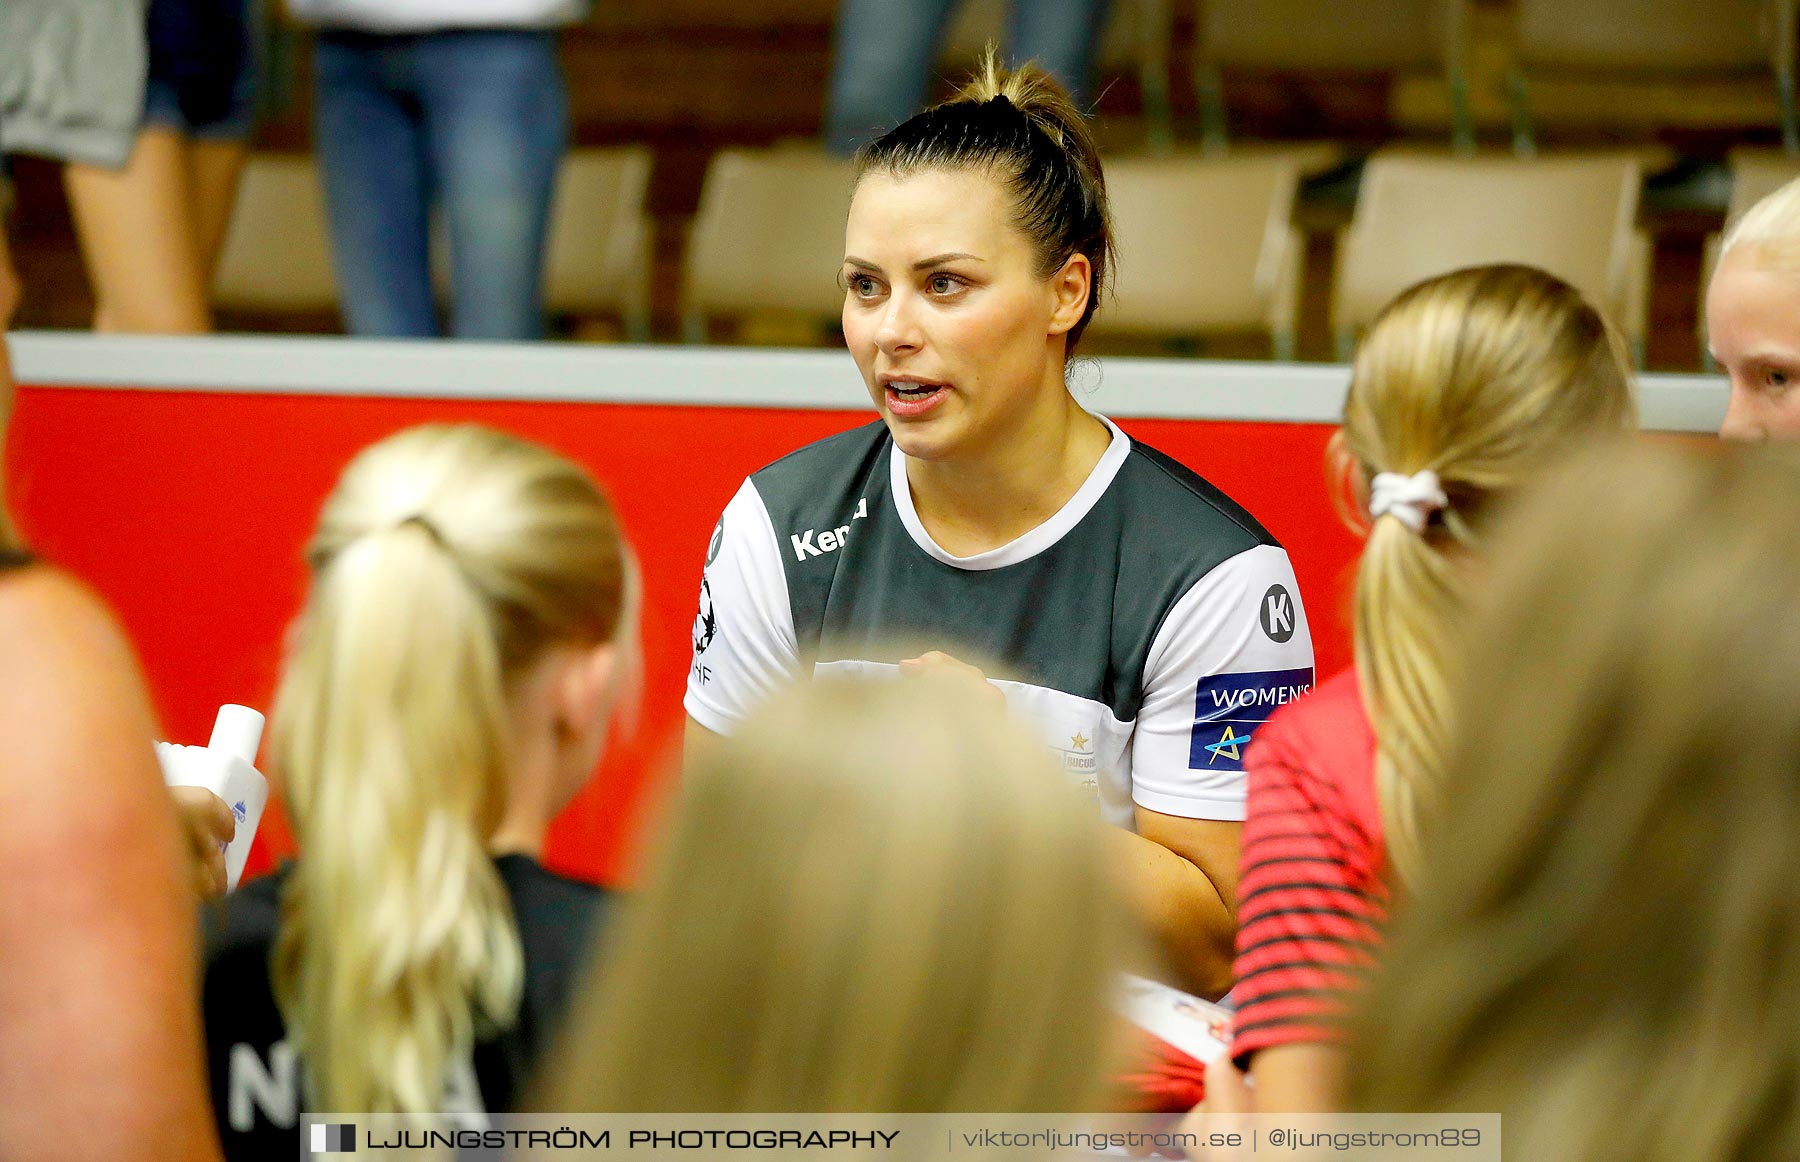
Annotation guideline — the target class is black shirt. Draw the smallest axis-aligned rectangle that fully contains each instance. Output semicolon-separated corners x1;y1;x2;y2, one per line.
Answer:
201;854;606;1158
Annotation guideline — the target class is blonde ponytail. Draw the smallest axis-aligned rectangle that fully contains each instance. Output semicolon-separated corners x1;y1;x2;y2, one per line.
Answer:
272;425;629;1116
1341;265;1635;882
1354;516;1460;880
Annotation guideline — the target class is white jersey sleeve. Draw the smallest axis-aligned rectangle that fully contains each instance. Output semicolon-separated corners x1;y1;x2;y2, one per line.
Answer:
683;479;802;735
1130;544;1317;821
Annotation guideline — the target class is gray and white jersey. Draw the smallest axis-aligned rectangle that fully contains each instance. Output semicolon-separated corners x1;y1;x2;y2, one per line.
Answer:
685;417;1315;827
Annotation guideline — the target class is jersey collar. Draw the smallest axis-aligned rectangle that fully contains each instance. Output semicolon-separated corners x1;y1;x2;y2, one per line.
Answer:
888;413;1131;571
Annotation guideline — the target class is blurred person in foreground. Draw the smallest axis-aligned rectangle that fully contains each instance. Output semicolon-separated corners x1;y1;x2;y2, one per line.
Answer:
203;425;636;1154
542;677;1133;1112
1710;175;1800;440
0;210;223;1160
1204;265;1635;1115
1351;442;1800;1161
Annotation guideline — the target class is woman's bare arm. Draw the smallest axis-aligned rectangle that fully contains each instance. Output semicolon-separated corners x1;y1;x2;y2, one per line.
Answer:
0;569;222;1161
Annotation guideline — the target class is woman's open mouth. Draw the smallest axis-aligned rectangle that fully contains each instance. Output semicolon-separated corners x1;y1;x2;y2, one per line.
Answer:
883;378;950;418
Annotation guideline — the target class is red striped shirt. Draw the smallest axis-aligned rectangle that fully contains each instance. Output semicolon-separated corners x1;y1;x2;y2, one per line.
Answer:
1229;668;1388;1065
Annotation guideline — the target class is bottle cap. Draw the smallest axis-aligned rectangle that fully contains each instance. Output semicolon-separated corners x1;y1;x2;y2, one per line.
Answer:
208;704;265;766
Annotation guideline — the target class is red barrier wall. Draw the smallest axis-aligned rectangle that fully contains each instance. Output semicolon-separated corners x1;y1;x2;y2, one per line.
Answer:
7;386;1361;885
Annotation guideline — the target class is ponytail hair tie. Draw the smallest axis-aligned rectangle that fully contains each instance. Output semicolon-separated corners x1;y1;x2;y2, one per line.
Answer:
1369;470;1448;533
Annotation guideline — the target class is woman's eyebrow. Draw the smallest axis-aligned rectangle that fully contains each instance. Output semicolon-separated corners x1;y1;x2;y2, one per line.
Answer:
913;252;983;269
843;252;985;271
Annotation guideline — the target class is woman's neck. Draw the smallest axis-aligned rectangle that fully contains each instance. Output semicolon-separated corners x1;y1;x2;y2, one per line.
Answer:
487;808;547;861
489;698;556;861
905;390;1112;557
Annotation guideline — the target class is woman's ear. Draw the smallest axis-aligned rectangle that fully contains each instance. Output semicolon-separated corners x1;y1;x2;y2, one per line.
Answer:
1046;252;1092;338
1325;430;1373;537
556;641;619;744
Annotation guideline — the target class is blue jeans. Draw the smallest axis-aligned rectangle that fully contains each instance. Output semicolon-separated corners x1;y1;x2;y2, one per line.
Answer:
825;0;1111;154
312;29;567;339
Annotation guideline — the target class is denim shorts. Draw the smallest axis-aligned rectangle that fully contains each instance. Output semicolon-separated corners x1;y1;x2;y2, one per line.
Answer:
142;0;256;140
143;72;255;139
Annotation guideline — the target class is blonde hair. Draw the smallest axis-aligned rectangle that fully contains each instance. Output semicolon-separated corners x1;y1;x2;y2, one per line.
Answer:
1338;264;1635;881
1720;174;1800;275
855;48;1112;351
271;424;630;1116
1352;443;1800;1160
542;678;1129;1112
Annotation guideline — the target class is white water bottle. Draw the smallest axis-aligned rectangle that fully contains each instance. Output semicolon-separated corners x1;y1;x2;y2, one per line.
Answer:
155;705;270;892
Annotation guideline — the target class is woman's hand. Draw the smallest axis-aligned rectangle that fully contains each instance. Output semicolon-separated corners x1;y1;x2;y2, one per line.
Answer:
170;786;235;899
1181;1055;1252;1160
1195;1054;1252;1117
897;650;1006;706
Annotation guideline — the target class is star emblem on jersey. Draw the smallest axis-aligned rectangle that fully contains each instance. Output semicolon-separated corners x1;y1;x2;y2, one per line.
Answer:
1053;726;1099;784
1202;726;1243;764
1187;667;1315;771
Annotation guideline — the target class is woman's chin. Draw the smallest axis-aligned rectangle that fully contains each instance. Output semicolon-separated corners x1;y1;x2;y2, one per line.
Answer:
881;415;963;463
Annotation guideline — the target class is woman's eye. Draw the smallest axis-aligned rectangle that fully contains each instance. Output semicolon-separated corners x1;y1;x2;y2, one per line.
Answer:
1767;367;1791;390
846;274;879;298
929;274;961;295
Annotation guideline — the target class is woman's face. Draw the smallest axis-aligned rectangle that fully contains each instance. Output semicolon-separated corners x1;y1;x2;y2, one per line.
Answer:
1709;246;1800;441
841;167;1087;464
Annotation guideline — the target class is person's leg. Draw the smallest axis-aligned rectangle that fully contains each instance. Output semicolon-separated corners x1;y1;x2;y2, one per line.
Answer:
184;0;257;283
63;127;212;333
311;33;437;337
824;0;962;154
185;139;248;282
415;30;566;341
1005;0;1111;109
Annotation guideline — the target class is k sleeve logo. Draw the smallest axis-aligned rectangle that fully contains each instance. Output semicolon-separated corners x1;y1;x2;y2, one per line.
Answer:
1188;667;1314;770
1259;584;1297;643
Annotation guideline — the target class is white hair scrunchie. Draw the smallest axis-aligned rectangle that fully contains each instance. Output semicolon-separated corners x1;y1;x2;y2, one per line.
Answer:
1368;470;1448;533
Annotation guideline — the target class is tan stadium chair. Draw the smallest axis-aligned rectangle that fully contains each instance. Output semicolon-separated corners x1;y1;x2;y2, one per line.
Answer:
1510;0;1798;153
1089;154;1304;358
1194;0;1475;153
543;146;655;341
1333;152;1647;361
682;146;856;342
212;154;338;315
943;0;1178;151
